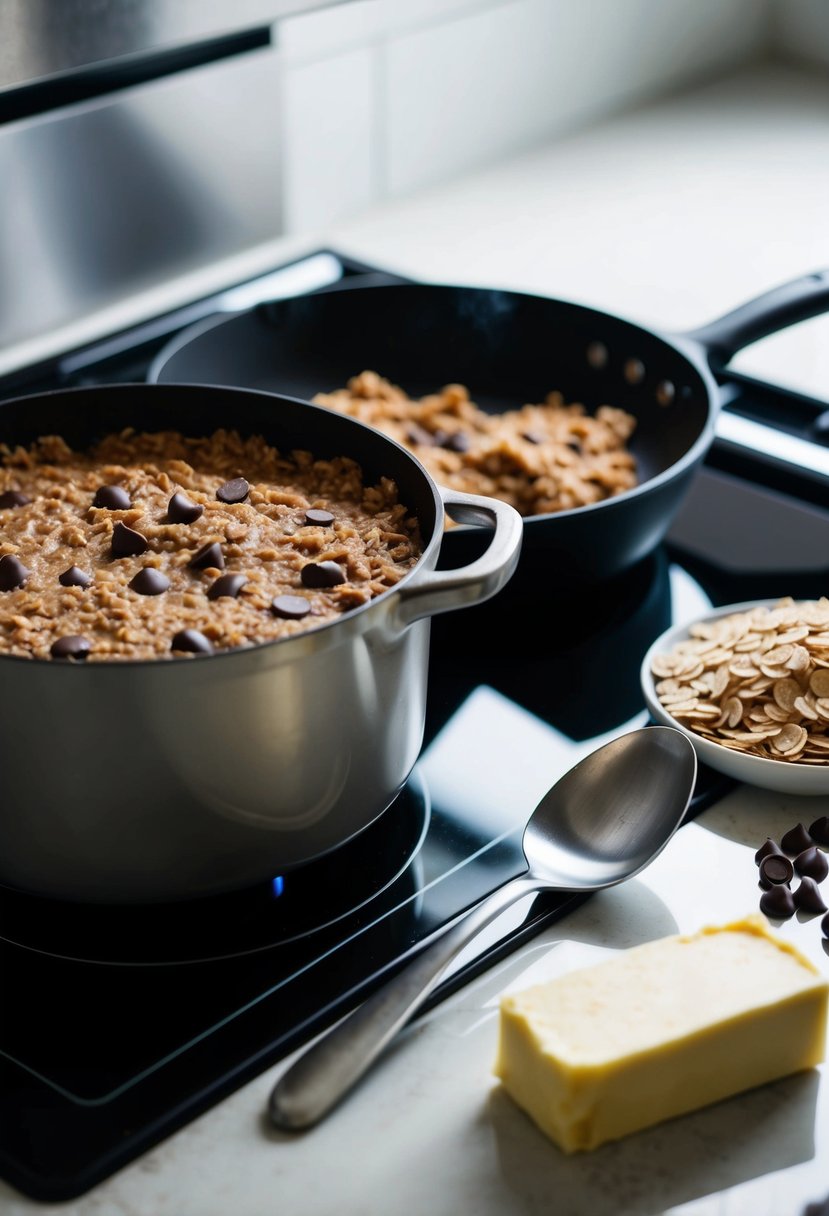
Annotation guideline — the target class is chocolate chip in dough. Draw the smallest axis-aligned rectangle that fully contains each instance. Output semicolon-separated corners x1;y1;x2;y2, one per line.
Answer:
794;877;828;915
207;573;247;600
795;847;829;883
304;509;335;528
189;541;225;571
521;431;545;446
754;837;784;866
171;629;213;655
439;431;470;454
167;492;204;524
216;477;249;504
758;854;793;889
432;429;470;454
301;561;346;589
406;424;436;447
129;568;170;596
809;816;829;847
271;595;311;620
0;554;31;591
111;521;148;557
759;884;795;920
50;635;90;661
59;566;92;589
0;490;30;508
781;823;813;856
94;485;131;510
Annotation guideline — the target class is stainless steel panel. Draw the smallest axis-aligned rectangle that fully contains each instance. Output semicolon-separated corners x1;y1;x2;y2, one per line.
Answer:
0;44;281;352
0;0;344;91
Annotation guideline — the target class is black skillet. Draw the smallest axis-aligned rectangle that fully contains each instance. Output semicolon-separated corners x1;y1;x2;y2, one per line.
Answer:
150;270;829;582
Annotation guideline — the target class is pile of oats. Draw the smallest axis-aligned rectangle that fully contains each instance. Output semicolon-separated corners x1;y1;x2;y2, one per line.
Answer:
313;371;637;516
651;597;829;764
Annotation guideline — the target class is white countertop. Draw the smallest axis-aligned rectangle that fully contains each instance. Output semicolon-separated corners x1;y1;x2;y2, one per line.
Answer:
4;63;829;1216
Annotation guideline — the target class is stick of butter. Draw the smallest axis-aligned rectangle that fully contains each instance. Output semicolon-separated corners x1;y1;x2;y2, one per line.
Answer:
495;915;828;1152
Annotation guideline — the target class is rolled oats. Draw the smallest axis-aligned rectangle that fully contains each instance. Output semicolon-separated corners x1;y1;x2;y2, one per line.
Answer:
650;598;829;764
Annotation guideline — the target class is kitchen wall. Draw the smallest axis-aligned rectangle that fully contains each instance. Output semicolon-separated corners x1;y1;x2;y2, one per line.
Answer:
278;0;776;235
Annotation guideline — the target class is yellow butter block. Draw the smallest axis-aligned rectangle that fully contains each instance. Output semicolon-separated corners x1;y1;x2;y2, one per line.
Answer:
495;915;828;1152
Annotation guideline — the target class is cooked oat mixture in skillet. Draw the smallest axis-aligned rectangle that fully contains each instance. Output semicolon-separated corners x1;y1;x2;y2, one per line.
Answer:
313;371;637;516
0;429;421;661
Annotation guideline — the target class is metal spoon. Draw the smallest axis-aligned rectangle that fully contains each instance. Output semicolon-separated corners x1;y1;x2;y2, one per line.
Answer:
269;725;696;1131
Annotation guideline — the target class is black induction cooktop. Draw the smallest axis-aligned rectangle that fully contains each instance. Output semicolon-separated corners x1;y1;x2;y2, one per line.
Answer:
1;251;828;1201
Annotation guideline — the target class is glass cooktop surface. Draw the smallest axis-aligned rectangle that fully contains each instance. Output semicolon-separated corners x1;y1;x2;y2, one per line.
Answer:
1;251;828;1201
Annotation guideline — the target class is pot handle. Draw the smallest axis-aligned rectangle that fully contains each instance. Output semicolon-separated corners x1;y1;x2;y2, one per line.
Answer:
395;488;523;626
685;268;829;369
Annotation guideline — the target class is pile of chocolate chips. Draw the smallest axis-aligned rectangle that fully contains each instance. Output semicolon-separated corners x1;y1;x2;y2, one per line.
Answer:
755;816;829;944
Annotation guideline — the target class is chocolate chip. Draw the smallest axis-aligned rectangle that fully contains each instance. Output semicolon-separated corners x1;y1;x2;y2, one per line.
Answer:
754;837;784;866
189;541;224;571
111;521;148;557
207;573;247;600
301;561;346;589
216;477;249;504
406;424;436;447
0;554;31;591
59;566;92;589
795;847;829;882
794;877;828;915
50;635;90;661
0;490;30;508
271;595;311;620
129;568;170;596
171;629;213;655
566;439;582;454
94;485;131;510
759;884;795;920
809;816;829;847
759;854;793;889
822;911;829;937
304;509;335;528
435;425;469;449
167;492;204;524
781;823;813;856
522;431;545;445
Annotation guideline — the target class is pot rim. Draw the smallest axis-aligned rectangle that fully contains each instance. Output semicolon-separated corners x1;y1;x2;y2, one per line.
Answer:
0;383;446;671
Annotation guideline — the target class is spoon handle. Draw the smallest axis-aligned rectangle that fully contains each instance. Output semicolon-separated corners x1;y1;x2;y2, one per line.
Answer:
268;873;541;1131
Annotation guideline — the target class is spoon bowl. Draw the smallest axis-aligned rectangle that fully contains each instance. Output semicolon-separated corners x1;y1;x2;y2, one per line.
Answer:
524;725;698;890
269;725;697;1131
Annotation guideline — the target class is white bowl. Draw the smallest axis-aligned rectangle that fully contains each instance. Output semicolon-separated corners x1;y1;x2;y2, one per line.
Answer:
640;599;829;796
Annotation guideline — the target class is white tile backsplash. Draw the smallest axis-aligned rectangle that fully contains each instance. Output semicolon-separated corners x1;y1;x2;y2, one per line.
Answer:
383;0;560;197
375;0;504;36
279;0;379;61
281;45;376;234
383;0;770;198
278;0;773;234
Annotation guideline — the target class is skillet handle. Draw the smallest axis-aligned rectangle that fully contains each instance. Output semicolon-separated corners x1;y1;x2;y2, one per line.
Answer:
395;488;522;626
686;268;829;369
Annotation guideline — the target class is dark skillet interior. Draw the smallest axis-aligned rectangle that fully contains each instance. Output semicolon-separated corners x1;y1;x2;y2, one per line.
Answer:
153;284;712;491
0;383;442;547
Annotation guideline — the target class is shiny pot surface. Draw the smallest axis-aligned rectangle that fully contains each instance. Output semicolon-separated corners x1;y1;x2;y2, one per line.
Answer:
0;385;522;902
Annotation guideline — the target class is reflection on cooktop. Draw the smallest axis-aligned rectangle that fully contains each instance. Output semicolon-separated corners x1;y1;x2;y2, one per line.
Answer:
0;776;431;966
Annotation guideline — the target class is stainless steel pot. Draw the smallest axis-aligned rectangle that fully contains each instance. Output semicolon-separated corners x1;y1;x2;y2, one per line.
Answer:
0;384;522;903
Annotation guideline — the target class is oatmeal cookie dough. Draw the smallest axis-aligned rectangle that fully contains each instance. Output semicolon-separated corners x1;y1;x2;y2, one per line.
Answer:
0;429;421;661
313;371;637;516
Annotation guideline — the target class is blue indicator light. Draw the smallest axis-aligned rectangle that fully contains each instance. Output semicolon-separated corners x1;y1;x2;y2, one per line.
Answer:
271;875;284;898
